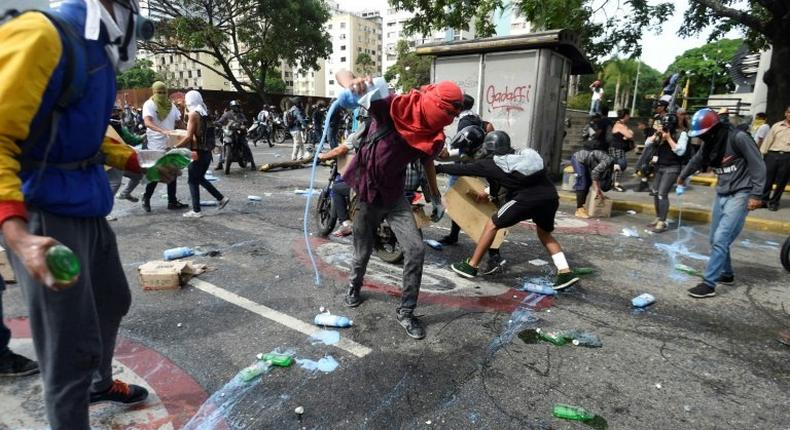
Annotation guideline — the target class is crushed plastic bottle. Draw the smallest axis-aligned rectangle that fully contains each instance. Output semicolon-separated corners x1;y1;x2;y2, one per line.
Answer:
239;360;270;382
674;263;703;277
163;246;194;261
521;282;557;296
553;404;595;421
536;328;568;346
46;244;80;284
314;312;353;328
424;239;443;250
562;329;603;348
259;352;293;367
572;267;595;276
631;293;656;308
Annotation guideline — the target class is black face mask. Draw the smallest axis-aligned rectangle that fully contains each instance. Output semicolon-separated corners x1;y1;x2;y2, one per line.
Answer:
699;124;730;168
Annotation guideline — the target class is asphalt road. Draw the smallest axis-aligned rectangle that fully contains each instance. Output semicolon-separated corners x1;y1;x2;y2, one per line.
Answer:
1;142;788;430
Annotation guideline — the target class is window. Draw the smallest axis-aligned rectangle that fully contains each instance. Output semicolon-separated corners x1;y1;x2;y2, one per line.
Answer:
169;55;173;64
329;90;335;96
358;47;362;52
340;34;346;39
387;22;395;27
328;24;332;30
340;45;346;51
179;71;183;78
340;22;346;29
197;69;201;77
340;56;346;62
188;71;193;78
329;79;335;85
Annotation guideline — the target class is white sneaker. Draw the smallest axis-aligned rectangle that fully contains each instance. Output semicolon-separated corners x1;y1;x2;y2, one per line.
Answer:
218;197;230;209
183;210;202;218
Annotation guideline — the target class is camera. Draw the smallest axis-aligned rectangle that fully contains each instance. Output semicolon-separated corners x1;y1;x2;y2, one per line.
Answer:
660;113;678;133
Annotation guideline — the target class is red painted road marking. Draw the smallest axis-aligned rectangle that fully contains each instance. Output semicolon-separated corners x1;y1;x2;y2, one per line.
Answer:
294;238;554;313
5;318;217;430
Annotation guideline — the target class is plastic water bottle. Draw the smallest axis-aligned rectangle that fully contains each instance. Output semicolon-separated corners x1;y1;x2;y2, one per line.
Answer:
675;184;686;195
337;77;389;109
239;361;270;382
553;404;595;421
314;313;353;328
163;246;195;261
46;244;80;283
631;293;656;308
521;282;557;296
424;239;443;250
258;353;293;367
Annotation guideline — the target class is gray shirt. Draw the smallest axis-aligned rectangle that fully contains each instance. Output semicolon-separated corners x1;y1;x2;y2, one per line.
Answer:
680;128;766;198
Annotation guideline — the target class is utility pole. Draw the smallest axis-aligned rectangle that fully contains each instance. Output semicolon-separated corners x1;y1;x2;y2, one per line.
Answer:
630;59;641;115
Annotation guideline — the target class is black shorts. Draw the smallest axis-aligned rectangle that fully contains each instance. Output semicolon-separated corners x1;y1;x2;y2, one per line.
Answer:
491;198;559;232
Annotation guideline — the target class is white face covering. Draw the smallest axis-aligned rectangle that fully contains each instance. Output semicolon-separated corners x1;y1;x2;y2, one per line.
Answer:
83;0;138;72
185;90;209;116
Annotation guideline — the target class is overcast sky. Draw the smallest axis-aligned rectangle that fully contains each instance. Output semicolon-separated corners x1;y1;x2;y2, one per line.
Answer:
337;0;741;73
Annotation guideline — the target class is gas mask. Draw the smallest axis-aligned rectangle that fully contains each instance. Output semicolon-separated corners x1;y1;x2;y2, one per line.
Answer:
83;0;154;72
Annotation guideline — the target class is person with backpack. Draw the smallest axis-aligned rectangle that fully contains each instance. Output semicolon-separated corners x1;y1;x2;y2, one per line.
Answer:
175;90;230;218
677;108;766;298
337;70;461;340
648;112;689;233
141;81;189;212
571;147;615;218
286;98;308;160
0;1;180;428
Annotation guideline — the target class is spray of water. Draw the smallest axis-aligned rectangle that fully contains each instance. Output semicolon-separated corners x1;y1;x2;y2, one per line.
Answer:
182;371;266;430
487;295;540;359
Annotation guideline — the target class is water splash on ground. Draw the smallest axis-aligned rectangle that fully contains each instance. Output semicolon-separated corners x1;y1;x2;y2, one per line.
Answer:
296;356;339;373
309;330;340;346
182;370;265;430
654;226;709;281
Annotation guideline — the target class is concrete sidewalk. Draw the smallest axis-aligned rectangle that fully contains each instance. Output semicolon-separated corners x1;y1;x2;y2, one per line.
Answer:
558;175;790;234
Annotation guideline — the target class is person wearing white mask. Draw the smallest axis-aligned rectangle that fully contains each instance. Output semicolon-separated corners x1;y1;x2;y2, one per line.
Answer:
176;90;230;218
0;1;174;429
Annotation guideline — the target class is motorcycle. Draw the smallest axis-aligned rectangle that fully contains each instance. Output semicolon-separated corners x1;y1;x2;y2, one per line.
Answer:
781;236;790;272
222;120;253;174
272;116;290;143
248;119;274;148
316;162;423;264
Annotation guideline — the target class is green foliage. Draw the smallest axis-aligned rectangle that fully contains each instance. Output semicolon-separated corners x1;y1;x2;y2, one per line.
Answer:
666;39;741;100
116;59;162;89
389;0;673;60
355;53;376;76
384;40;432;91
566;92;589;111
264;68;287;93
144;0;332;100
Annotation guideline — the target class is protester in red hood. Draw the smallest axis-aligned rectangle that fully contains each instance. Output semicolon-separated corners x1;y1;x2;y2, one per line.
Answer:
336;70;462;340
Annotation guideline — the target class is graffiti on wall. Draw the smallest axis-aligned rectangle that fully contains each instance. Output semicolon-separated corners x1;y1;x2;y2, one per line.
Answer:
485;83;531;126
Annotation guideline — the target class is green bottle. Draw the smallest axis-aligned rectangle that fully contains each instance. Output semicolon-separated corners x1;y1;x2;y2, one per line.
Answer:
145;149;191;182
239;361;270;382
553;404;595;421
573;267;595;276
536;328;568;346
260;353;294;367
46;244;80;284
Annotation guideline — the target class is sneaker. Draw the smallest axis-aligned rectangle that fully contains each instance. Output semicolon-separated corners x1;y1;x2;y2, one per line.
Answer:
344;285;361;308
480;255;506;275
688;283;716;298
646;218;660;227
648;189;658;197
653;221;668;233
105;215;118;221
142;199;151;213
575;208;590;219
437;235;458;246
613;184;625;192
167;201;189;210
451;258;477;279
553;271;580;291
218;197;230;210
768;202;779;212
183;210;202;218
116;194;139;203
396;313;425;339
0;352;39;377
333;225;353;237
90;380;148;405
637;181;650;192
716;274;734;285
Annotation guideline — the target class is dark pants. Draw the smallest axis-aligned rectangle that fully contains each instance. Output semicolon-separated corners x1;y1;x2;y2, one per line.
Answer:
8;209;131;430
571;154;591;208
653;165;681;221
143;177;177;203
188;150;224;212
242;139;256;167
331;180;351;222
636;142;656;177
350;198;424;315
761;151;790;207
0;277;9;358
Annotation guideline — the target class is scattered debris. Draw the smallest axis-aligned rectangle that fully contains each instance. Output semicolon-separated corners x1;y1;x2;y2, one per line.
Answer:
319;306;326;313
621;227;640;238
562;329;603;347
520;282;556;296
295;406;304;418
553;404;594;421
314;312;353;328
294;188;320;195
424;239;443;250
309;330;340;346
259;352;294;367
572;267;595;276
264;192;273;197
674;263;703;277
296;356;339;373
239;361;270;382
200;200;218;207
655;383;662;389
631;293;656;308
528;258;549;266
137;260;206;291
248;195;262;201
626;210;637;215
177;323;183;328
163;246;195;261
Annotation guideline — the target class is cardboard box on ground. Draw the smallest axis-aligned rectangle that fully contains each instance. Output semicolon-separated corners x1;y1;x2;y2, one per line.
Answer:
586;193;612;218
445;176;508;247
138;260;206;291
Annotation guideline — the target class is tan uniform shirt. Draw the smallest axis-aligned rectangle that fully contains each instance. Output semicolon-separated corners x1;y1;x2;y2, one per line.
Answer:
760;120;790;154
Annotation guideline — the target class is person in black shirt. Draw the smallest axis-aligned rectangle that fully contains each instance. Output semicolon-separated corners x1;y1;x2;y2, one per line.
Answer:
649;113;689;232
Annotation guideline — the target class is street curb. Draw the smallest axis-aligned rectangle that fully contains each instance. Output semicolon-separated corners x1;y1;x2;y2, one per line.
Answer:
558;191;790;235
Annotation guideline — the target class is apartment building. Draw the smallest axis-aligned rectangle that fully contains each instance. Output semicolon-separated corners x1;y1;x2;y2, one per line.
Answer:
139;51;230;91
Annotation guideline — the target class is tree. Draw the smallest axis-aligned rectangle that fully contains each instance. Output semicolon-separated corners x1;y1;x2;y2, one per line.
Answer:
116;59;162;89
355;53;376;76
679;1;789;121
388;0;673;60
600;58;664;116
264;68;287;94
666;39;741;101
143;0;332;101
384;40;432;91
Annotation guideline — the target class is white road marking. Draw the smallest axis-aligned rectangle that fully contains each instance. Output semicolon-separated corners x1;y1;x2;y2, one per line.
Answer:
189;279;373;358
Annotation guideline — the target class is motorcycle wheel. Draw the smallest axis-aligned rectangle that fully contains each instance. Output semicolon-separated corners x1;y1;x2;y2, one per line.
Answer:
375;225;404;264
781;236;790;272
224;144;232;175
315;188;337;237
274;129;286;143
